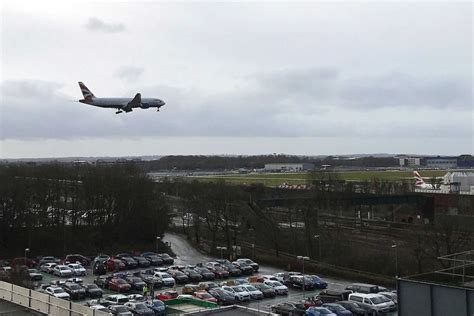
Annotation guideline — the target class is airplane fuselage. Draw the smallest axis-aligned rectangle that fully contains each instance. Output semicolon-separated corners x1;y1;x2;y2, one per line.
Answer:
79;97;165;109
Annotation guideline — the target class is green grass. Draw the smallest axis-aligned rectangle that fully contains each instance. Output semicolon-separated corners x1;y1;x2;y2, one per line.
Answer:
189;170;448;186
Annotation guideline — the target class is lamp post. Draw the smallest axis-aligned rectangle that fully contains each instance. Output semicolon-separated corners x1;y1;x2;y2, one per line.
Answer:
391;243;398;278
314;235;321;261
156;237;161;253
297;256;309;299
216;246;227;260
24;248;30;266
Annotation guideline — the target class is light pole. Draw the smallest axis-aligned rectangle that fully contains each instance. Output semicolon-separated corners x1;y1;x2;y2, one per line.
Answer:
314;235;321;261
24;248;30;266
216;246;227;260
297;256;309;299
156;237;161;253
391;243;398;278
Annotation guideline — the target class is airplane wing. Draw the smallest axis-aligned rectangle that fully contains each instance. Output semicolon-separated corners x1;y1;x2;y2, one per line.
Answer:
122;93;141;112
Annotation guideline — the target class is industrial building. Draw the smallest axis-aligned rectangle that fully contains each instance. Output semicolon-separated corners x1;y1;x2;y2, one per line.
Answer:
424;156;458;169
444;172;474;194
399;157;422;167
264;163;315;172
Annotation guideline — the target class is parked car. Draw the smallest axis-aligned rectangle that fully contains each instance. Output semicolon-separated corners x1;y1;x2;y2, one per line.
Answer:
116;254;138;269
301;297;324;309
108;278;132;292
252;282;277;298
286;275;316;290
53;265;74;277
379;291;398;304
153;271;175;287
107;259;126;271
45;286;70;300
221;285;250;302
263;280;289;295
157;253;174;265
40;263;57;274
307;275;328;289
89;305;110;313
67;263;86;276
94;276;112;288
63;254;91;266
207;265;229;279
183;268;202;282
124;276;147;291
141;252;164;266
197;281;219;291
305;306;337;316
124;302;154;315
133;256;151;268
182;284;200;295
66;277;83;284
194;267;215;280
271;302;306;315
38;256;61;266
208;288;236;305
317;290;352;303
84;284;104;298
136;272;163;289
104;294;130;305
241;284;264;300
168;269;189;284
63;282;86;300
335;301;367;316
346;283;385;294
94;254;110;264
108;304;133;316
93;262;107;275
322;303;353;316
27;269;43;281
156;290;178;301
194;291;218;303
219;262;242;276
236;258;259;272
232;261;253;275
146;300;166;316
348;293;397;314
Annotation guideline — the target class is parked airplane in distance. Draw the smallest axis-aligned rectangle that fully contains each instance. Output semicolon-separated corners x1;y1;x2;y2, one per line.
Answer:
78;82;165;114
414;171;437;189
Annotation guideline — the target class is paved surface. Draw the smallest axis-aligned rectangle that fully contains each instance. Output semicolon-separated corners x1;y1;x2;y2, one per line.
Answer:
0;300;44;315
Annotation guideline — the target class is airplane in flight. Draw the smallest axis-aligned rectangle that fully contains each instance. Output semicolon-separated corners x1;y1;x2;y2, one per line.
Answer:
413;171;438;189
78;82;165;114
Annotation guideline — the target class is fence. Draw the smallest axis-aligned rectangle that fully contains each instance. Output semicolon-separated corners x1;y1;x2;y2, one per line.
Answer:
0;281;109;316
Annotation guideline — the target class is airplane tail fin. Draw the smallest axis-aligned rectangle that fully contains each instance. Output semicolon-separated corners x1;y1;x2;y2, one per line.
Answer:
78;82;96;101
414;171;425;186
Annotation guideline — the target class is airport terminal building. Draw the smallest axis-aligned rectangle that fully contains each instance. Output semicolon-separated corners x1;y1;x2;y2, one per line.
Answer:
264;163;315;172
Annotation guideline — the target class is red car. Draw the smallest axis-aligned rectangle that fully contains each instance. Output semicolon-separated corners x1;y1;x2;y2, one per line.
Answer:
207;266;229;279
107;278;131;292
106;259;126;271
62;254;91;266
194;291;218;303
156;290;178;301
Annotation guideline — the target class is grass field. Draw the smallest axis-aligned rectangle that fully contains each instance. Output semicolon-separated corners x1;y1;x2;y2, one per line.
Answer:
190;170;448;186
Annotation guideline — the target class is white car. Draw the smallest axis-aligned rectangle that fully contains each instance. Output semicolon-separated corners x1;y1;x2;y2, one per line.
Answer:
40;263;57;274
263;280;288;295
221;285;250;302
127;294;145;302
153;271;175;287
349;293;397;314
104;294;129;305
67;263;86;276
45;287;70;300
262;274;279;281
53;265;73;277
241;285;264;300
89;305;110;313
272;272;286;282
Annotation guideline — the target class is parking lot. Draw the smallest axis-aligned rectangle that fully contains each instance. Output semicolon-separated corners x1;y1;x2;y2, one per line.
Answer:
25;232;397;315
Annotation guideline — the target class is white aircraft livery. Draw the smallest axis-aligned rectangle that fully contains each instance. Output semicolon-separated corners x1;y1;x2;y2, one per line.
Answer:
78;82;165;114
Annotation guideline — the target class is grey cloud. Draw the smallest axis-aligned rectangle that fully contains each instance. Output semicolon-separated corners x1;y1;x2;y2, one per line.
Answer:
115;66;144;82
85;17;125;33
1;69;471;141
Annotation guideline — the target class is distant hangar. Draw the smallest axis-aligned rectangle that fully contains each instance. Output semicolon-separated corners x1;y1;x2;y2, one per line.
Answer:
264;163;315;172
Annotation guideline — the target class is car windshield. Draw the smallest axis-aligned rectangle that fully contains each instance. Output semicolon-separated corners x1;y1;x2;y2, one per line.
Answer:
319;308;333;315
69;284;81;290
116;279;127;284
135;303;147;309
152;300;164;307
273;281;283;286
87;285;98;289
294;303;305;309
28;269;38;273
60;267;69;270
246;286;257;291
233;287;244;292
53;289;64;293
330;305;345;311
114;306;128;312
200;293;213;298
370;296;389;304
161;273;171;278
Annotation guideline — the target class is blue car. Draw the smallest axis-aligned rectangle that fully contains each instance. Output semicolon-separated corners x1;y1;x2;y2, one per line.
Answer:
322;303;352;316
146;299;166;315
306;306;337;316
308;275;328;289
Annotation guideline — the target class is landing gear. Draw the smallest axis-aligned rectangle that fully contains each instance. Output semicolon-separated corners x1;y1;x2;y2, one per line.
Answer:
116;110;123;114
157;109;160;112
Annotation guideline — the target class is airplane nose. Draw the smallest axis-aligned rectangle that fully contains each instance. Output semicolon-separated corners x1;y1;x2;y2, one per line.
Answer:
161;100;166;106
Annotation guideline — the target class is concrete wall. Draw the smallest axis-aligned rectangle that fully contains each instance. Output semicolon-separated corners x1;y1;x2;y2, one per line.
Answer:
398;278;474;316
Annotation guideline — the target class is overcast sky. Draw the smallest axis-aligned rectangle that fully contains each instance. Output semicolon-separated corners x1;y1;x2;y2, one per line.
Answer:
1;0;472;158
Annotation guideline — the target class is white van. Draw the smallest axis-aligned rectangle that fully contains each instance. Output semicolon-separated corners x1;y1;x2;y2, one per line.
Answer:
348;293;396;314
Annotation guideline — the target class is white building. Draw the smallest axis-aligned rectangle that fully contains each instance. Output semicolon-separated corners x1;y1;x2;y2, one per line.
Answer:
264;163;315;172
399;157;421;167
443;172;474;193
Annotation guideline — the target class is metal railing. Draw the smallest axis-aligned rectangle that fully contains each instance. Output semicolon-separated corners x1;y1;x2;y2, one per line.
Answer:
0;281;109;316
